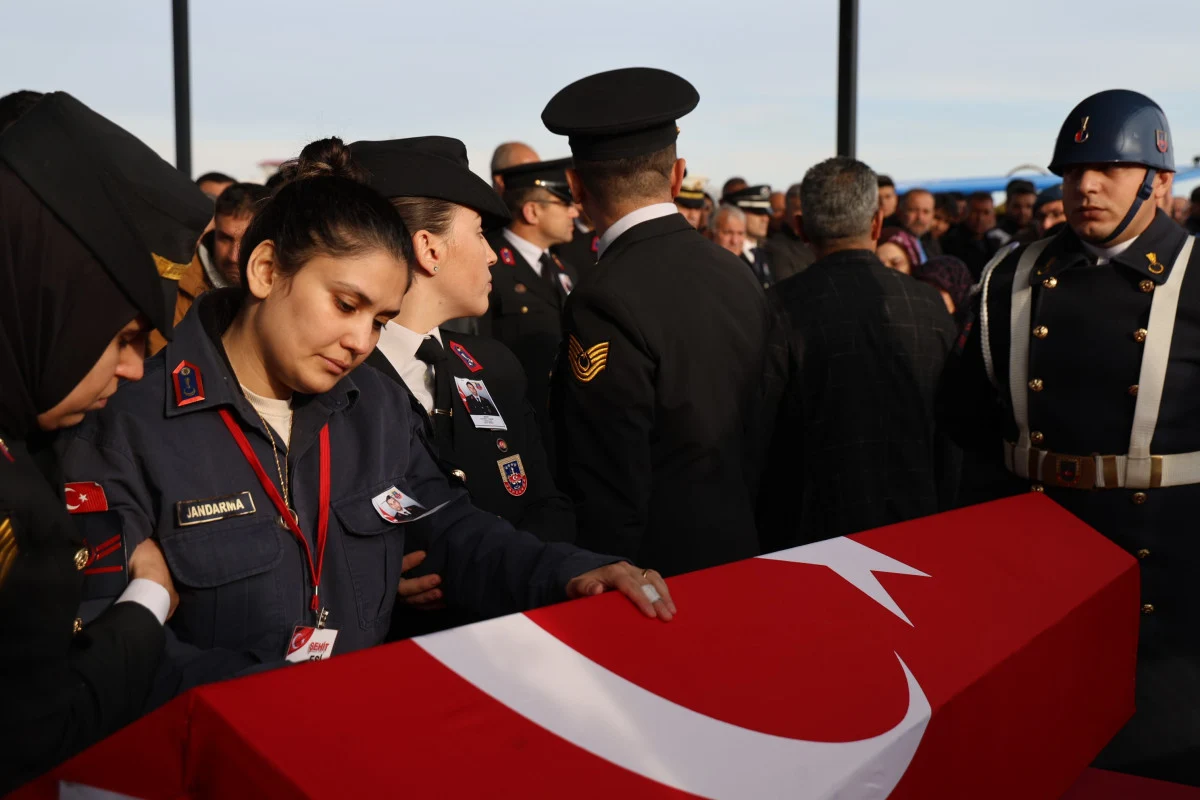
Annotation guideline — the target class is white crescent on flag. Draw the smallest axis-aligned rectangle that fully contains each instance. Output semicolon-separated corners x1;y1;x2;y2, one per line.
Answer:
417;538;933;800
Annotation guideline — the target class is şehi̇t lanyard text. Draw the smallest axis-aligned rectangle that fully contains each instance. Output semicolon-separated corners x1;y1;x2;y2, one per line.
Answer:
218;408;331;613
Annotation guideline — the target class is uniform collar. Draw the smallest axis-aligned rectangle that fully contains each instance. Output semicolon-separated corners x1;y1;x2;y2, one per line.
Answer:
596;203;679;259
161;289;359;423
375;322;442;374
1029;210;1189;286
502;228;548;272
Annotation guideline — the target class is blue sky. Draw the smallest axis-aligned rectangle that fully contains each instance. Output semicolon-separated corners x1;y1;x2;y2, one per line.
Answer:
3;0;1198;196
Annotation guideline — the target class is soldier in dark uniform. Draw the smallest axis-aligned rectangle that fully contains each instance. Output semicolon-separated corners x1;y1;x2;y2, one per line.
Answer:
939;90;1200;785
482;158;580;417
724;184;776;288
542;67;779;577
0;93;211;792
351;137;576;546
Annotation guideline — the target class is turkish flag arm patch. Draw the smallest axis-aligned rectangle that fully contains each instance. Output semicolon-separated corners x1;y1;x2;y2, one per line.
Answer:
65;482;110;514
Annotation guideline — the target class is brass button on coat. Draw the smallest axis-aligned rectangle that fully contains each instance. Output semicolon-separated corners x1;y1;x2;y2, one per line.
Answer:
1132;491;1148;505
1032;325;1049;339
1128;385;1139;397
520;306;529;314
1028;378;1044;392
1042;277;1058;289
1141;603;1155;615
1136;548;1150;559
1133;328;1148;343
73;547;90;570
1030;431;1044;445
1139;279;1155;293
450;469;467;483
1030;484;1045;493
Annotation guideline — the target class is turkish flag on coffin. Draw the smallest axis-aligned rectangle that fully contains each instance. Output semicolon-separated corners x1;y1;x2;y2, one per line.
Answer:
19;495;1138;800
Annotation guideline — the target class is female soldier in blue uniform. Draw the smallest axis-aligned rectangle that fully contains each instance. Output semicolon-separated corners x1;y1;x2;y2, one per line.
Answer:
58;138;674;704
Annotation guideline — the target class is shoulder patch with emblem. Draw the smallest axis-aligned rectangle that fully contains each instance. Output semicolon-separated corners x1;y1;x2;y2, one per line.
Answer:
568;335;609;383
0;517;17;590
497;455;528;497
172;360;205;407
448;340;484;373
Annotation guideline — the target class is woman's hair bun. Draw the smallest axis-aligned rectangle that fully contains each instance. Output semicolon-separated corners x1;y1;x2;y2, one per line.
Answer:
270;137;365;190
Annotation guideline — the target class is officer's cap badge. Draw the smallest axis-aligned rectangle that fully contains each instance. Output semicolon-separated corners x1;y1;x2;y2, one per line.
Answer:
172;360;205;407
568;335;609;383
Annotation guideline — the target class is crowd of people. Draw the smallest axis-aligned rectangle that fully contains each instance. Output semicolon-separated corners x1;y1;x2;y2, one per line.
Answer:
1;72;1199;792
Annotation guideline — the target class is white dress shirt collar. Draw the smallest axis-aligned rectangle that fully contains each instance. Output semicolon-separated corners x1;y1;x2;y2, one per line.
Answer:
374;324;444;414
1080;234;1138;265
502;228;548;277
596;203;680;259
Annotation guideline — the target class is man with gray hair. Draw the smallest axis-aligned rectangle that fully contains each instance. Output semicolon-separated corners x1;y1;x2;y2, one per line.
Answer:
758;157;957;549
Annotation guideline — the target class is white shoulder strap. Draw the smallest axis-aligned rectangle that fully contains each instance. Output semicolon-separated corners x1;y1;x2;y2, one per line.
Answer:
1125;235;1196;487
978;241;1020;389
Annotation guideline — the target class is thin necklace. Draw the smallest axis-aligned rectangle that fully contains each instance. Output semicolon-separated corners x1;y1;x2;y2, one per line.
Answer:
252;405;296;528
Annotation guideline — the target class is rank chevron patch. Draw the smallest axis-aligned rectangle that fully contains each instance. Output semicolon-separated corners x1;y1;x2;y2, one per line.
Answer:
568;335;609;383
0;518;17;590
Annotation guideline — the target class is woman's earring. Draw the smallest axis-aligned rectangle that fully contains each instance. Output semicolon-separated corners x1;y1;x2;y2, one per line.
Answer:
433;265;440;273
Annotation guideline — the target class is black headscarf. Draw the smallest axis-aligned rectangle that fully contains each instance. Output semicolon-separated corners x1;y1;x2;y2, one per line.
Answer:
0;166;137;437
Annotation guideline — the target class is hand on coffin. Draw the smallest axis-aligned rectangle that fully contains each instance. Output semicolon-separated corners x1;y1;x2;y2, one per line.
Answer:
130;538;179;620
398;550;445;610
566;562;676;622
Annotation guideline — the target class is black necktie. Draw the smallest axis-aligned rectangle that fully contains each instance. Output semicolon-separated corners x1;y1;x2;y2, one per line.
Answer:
540;252;566;303
415;337;454;442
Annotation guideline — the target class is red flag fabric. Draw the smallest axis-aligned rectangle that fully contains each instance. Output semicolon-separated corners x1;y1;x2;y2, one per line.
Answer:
18;495;1144;799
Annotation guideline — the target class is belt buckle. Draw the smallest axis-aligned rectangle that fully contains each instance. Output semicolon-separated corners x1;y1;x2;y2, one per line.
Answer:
1055;455;1081;486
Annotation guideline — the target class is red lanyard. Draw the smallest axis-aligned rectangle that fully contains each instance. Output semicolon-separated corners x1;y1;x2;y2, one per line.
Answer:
218;408;331;612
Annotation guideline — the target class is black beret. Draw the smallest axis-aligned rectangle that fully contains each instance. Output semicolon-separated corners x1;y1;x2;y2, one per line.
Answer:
497;157;573;203
350;137;511;230
0;92;211;338
723;184;773;214
542;67;699;161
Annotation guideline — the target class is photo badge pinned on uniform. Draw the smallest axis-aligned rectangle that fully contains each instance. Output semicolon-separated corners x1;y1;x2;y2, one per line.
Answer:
172;360;205;407
499;247;516;266
497;454;528;497
567;335;609;383
455;377;507;430
448;340;483;373
372;486;426;524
